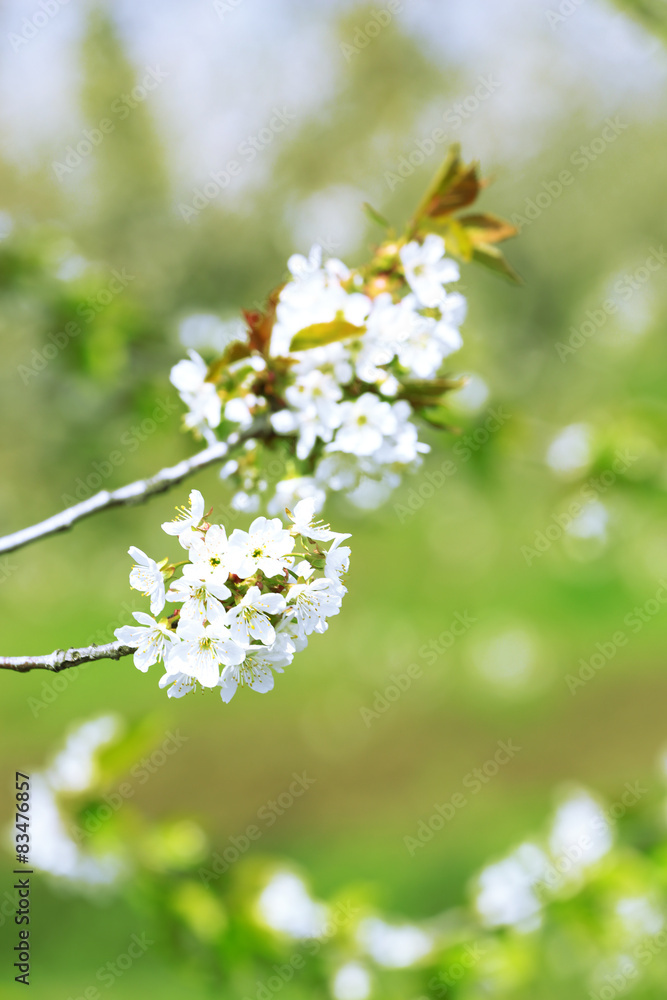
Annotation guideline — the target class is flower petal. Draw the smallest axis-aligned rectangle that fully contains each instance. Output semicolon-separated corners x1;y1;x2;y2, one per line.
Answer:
132;611;156;627
218;668;238;703
248;664;275;693
128;545;150;565
114;625;143;645
133;645;158;673
189;489;205;522
255;592;287;614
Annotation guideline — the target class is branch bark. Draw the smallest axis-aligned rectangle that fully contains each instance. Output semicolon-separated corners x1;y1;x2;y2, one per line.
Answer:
0;641;136;673
0;423;263;557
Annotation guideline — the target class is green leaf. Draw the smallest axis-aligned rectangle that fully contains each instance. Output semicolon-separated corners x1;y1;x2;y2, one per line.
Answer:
419;405;459;431
459;212;518;245
399;377;465;400
471;244;523;284
418;145;483;220
289;317;365;353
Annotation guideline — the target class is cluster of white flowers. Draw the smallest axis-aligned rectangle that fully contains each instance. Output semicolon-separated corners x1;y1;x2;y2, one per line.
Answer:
115;491;350;703
169;233;466;513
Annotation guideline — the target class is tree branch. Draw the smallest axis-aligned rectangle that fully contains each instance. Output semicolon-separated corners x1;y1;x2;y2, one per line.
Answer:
0;423;264;557
0;641;136;673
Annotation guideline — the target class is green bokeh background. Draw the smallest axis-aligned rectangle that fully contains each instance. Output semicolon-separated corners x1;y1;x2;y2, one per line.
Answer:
1;0;667;996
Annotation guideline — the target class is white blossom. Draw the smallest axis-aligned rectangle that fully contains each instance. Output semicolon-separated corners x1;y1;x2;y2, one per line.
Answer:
225;586;286;646
292;342;354;385
437;289;467;337
324;536;351;596
217;622;303;703
287;496;338;542
158;670;196;699
228;516;295;579
357;293;415;380
185;524;233;589
395;314;445;378
170;349;208;396
123;489;351;704
170;231;470;518
269;245;371;357
127;546;165;616
327;393;398;457
225;395;258;429
167;604;245;688
170;350;221;433
287;577;343;637
399;234;459;307
115;612;179;673
161;489;206;545
166;574;230;621
286;370;342;424
284;370;343;458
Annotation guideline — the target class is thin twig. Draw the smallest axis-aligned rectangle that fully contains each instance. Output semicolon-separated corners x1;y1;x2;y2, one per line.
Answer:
0;641;136;673
0;423;264;557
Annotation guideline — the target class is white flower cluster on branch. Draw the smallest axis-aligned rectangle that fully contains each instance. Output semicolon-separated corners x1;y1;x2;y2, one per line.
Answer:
0;147;518;684
171;233;467;514
114;491;350;703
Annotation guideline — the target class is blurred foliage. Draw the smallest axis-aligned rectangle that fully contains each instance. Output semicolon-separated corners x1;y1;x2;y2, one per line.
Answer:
608;0;667;43
18;715;667;999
